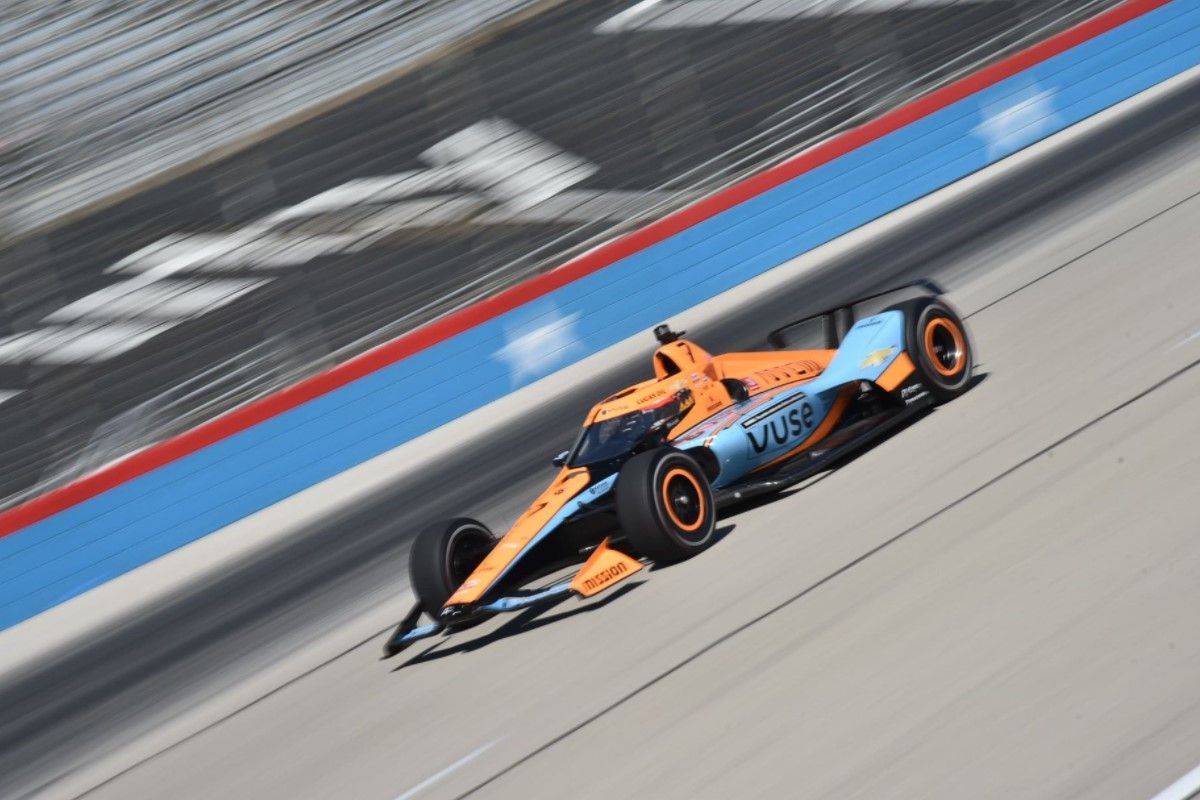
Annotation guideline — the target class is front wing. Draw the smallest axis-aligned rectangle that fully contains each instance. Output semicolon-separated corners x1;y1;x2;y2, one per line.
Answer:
384;538;642;657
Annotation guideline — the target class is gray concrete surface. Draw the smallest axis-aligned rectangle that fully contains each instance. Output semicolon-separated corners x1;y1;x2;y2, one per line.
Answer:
8;68;1200;800
52;85;1200;799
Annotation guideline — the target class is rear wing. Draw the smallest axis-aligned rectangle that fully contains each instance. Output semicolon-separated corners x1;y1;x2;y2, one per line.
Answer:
766;279;946;350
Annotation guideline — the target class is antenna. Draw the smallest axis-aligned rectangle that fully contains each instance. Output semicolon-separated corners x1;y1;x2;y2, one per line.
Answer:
653;324;684;345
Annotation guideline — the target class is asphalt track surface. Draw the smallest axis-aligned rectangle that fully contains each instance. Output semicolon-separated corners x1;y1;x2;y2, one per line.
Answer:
12;83;1200;800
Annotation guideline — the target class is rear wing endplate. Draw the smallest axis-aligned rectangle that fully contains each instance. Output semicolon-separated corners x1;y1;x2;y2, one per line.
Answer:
766;279;945;350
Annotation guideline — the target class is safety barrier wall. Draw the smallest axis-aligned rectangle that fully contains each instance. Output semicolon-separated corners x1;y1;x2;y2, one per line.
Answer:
0;0;1197;630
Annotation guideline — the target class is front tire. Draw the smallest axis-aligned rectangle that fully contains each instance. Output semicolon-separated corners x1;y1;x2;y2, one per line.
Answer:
409;518;496;618
616;449;716;564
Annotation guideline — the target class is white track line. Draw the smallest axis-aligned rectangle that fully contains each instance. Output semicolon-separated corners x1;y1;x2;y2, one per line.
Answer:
393;740;497;800
1170;328;1200;349
1149;762;1200;800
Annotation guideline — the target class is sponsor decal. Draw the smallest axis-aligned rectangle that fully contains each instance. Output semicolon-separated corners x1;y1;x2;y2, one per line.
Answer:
636;388;667;403
742;377;760;391
901;383;930;405
745;399;816;454
860;346;897;368
973;77;1061;159
740;392;808;428
749;360;822;388
494;303;583;387
582;475;617;500
905;390;930;405
581;561;628;593
726;389;786;426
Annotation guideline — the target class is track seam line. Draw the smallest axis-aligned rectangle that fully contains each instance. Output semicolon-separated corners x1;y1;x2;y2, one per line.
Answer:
964;185;1200;320
456;353;1200;798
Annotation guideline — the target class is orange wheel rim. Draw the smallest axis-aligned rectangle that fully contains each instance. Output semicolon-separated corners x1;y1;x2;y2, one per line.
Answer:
661;468;705;532
923;317;966;377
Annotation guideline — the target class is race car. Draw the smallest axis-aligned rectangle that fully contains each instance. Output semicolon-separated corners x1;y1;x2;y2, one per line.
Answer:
384;283;973;657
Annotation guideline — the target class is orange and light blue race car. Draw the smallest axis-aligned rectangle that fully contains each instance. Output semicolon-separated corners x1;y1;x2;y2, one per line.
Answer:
384;283;974;657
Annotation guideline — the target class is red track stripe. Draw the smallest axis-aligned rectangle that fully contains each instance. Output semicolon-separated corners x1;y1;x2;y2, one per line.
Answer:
0;0;1169;538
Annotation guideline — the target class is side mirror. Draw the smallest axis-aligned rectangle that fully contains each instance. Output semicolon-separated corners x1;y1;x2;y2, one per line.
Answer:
552;450;569;467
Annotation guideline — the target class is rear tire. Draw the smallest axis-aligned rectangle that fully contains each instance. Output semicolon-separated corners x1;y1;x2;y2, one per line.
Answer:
886;297;973;402
409;518;496;619
616;449;716;564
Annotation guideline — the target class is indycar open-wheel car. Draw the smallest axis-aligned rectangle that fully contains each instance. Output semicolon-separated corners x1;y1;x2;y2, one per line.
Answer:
384;282;973;658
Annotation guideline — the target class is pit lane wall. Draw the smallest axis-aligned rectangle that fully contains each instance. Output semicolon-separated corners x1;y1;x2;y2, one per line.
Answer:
0;0;1196;631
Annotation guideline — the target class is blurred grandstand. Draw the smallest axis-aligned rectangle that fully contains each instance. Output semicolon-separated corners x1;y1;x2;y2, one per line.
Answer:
0;0;545;234
0;0;1117;508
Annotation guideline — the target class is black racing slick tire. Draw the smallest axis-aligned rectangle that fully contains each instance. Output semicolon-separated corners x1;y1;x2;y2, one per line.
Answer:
616;448;717;564
887;296;974;402
409;517;496;619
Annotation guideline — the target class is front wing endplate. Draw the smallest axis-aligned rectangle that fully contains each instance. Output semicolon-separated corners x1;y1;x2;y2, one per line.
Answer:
570;538;643;597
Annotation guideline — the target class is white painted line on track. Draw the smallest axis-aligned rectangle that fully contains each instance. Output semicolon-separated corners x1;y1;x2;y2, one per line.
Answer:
1170;328;1200;349
393;740;497;800
1148;762;1200;800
